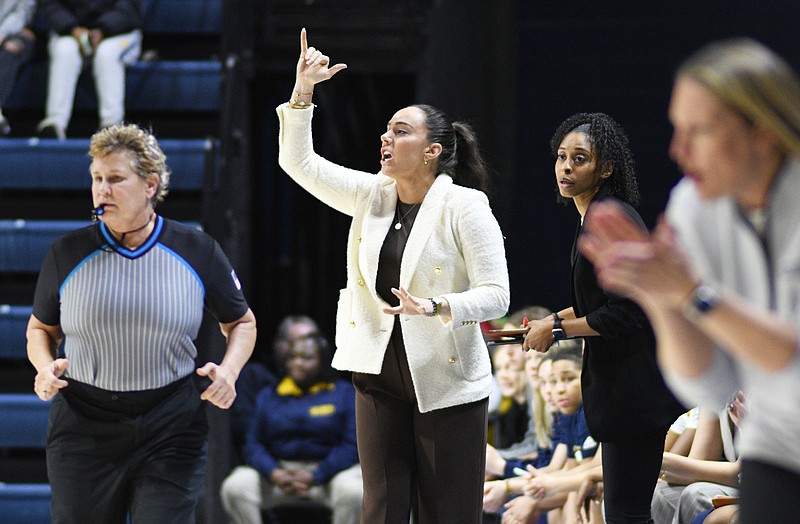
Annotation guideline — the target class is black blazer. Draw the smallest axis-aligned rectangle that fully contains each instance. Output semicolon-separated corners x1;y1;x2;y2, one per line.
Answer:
571;186;684;442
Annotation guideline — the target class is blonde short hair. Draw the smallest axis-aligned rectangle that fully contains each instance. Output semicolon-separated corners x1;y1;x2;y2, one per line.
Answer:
89;124;171;205
677;38;800;156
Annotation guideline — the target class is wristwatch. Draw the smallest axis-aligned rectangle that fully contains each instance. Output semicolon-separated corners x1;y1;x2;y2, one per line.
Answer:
427;297;441;317
683;284;720;318
552;313;567;341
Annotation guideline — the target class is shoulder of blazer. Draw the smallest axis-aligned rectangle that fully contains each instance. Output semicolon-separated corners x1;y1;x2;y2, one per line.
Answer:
441;179;489;207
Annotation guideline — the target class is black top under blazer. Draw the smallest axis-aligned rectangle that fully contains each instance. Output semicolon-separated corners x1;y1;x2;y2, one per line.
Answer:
571;185;685;442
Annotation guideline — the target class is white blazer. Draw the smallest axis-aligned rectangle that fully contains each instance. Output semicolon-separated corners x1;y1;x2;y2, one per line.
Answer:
277;104;510;412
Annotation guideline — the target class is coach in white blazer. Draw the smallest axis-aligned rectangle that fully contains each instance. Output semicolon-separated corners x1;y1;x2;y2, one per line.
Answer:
276;30;510;524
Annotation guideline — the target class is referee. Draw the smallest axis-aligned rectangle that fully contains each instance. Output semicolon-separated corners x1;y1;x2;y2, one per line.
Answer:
27;123;257;523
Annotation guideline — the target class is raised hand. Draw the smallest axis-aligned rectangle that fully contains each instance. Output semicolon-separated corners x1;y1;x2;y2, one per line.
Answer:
294;28;347;91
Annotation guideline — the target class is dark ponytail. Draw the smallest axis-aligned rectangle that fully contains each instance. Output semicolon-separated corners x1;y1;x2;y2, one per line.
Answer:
414;104;490;193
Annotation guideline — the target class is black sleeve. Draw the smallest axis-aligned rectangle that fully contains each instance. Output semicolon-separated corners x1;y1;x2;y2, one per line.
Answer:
200;237;250;324
582;197;651;340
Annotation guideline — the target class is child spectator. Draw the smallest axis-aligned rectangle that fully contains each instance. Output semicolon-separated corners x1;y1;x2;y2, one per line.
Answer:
494;306;554;464
488;343;529;449
36;0;142;139
485;341;597;523
486;348;553;481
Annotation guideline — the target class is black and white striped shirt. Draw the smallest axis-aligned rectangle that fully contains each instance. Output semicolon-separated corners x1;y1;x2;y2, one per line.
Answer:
33;216;249;391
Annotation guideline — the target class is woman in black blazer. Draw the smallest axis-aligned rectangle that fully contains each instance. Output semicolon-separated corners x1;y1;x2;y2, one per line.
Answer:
523;113;684;523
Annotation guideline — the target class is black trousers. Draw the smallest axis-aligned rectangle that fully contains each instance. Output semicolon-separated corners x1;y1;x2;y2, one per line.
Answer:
47;376;208;524
353;324;488;524
739;458;800;524
601;425;669;524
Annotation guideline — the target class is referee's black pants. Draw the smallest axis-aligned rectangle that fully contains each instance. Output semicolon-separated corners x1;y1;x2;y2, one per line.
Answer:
46;376;208;524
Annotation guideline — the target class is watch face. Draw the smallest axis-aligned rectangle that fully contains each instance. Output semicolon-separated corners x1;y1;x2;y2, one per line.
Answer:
693;285;719;314
552;328;566;341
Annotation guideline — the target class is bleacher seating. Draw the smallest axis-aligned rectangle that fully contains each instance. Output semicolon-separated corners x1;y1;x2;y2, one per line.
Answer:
0;394;50;449
0;221;88;273
0;484;51;524
6;61;221;114
0;394;51;523
0;305;32;360
142;0;221;35
0;138;212;190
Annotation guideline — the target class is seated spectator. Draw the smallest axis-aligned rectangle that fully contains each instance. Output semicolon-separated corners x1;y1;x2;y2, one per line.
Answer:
522;451;604;524
487;306;550;421
651;392;744;524
37;0;142;139
483;354;556;519
488;342;529;450
666;407;700;457
220;332;362;524
230;314;320;453
486;347;553;479
494;306;554;464
0;0;35;135
484;341;598;523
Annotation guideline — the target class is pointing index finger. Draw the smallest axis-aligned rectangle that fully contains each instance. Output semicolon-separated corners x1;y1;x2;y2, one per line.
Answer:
300;27;307;57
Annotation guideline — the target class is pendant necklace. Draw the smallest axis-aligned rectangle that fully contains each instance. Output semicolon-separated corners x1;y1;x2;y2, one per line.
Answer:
394;202;420;230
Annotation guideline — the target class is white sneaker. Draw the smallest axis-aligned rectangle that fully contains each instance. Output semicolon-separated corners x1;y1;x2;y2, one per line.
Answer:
36;119;66;141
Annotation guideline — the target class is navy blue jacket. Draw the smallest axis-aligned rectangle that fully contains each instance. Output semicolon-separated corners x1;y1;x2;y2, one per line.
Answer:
243;377;359;485
39;0;141;36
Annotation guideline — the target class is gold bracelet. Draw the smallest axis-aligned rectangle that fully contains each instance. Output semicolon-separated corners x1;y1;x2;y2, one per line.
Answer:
505;478;512;493
289;99;313;110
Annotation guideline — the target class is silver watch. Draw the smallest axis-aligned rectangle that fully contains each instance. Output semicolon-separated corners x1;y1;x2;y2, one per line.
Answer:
683;284;720;318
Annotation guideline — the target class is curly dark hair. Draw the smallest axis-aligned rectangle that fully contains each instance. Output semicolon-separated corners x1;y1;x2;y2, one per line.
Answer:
549;112;640;207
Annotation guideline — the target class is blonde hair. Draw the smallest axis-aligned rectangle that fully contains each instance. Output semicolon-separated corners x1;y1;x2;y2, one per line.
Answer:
89;124;172;205
677;38;800;156
532;385;552;451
